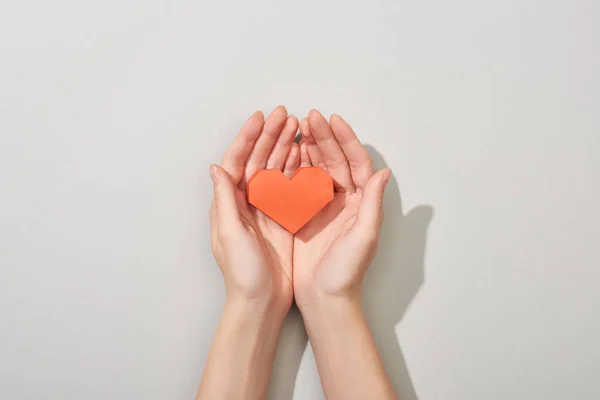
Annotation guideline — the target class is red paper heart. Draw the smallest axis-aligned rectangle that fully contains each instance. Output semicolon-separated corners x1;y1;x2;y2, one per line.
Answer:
247;167;334;233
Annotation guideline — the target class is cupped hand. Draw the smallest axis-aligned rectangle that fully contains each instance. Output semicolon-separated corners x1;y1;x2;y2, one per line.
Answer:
293;110;391;306
210;106;300;310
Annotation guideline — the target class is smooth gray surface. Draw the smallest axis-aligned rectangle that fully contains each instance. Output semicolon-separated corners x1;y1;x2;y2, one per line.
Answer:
1;1;599;399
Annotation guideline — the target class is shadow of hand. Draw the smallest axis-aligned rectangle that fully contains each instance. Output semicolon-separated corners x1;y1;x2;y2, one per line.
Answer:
268;145;433;400
363;145;434;400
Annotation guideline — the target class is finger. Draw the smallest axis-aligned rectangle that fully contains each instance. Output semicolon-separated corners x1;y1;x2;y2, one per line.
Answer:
210;164;242;229
283;143;300;177
221;111;265;185
244;105;288;183
354;168;391;234
299;117;326;170
330;114;374;189
209;201;218;250
308;109;355;192
266;115;299;170
299;141;311;167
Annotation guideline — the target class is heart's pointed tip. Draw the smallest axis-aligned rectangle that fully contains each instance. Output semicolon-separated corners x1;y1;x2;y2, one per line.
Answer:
246;167;335;232
281;219;304;234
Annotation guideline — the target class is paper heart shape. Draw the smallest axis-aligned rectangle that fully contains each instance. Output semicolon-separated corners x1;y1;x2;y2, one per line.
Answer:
247;167;334;234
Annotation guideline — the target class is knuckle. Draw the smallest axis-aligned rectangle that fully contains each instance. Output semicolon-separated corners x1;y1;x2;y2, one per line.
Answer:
347;157;368;170
347;158;360;169
326;158;348;169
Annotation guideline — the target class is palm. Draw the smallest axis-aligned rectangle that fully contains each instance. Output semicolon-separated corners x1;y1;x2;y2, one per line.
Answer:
235;186;293;297
291;110;383;299
216;106;299;304
216;108;382;305
293;191;362;289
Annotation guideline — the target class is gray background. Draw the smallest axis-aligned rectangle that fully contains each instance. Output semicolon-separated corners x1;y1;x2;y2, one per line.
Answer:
1;0;599;399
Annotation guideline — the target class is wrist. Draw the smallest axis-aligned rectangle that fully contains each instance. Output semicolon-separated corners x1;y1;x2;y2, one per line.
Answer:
200;283;288;400
225;289;290;323
296;292;369;362
295;288;362;320
295;288;394;400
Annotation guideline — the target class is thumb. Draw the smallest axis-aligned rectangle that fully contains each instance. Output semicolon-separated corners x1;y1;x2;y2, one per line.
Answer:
355;168;392;234
210;164;241;228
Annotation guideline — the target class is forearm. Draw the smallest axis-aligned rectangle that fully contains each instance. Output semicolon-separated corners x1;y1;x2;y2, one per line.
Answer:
299;295;396;400
197;293;287;400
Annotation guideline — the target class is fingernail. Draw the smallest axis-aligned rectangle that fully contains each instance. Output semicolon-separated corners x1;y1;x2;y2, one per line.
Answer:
300;118;310;136
383;169;392;184
209;165;219;183
308;109;321;119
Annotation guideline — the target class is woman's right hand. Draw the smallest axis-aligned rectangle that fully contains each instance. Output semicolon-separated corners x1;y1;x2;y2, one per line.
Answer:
210;106;300;311
199;106;301;400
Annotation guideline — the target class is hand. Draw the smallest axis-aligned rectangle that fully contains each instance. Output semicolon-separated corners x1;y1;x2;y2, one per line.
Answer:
293;110;391;307
291;110;396;399
209;106;300;310
202;108;395;400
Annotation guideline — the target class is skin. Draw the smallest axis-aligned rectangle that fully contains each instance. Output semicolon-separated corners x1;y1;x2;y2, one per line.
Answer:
197;108;395;400
294;110;395;400
197;107;299;400
209;106;299;306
